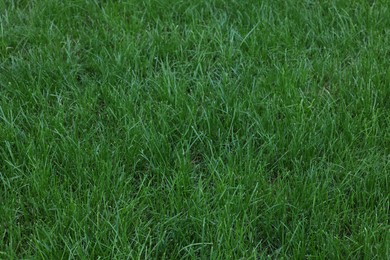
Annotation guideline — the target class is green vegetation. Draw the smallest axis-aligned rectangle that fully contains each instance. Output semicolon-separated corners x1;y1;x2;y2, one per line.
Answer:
1;0;389;258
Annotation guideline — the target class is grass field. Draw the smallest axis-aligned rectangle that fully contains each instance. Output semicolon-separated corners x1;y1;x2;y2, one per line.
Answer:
1;0;389;258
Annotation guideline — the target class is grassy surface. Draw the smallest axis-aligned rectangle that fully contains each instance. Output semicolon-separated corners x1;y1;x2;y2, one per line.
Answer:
1;0;389;258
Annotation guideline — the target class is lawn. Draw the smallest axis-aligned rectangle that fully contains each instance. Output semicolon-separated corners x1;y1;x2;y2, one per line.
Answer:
0;0;389;258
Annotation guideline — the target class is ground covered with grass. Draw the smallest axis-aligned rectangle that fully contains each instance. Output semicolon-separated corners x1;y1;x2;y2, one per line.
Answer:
1;0;389;258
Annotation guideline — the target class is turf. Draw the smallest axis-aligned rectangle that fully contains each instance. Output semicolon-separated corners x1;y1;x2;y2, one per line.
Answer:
0;0;389;258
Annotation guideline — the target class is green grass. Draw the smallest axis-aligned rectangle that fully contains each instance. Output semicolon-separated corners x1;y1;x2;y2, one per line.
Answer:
1;0;389;258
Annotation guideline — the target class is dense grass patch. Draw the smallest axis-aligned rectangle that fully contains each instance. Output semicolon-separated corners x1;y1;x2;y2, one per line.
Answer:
1;0;389;258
